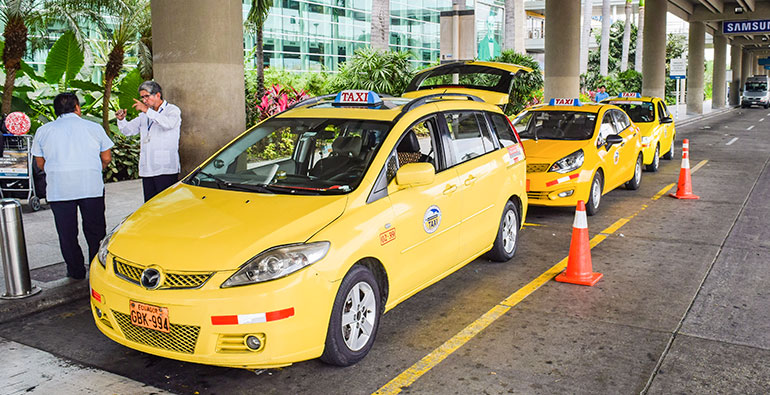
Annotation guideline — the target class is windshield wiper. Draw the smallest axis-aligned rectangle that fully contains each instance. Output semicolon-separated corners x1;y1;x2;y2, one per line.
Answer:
224;183;275;194
197;171;227;189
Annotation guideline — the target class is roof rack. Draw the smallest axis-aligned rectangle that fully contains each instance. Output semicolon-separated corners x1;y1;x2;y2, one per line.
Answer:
399;93;483;114
288;94;337;110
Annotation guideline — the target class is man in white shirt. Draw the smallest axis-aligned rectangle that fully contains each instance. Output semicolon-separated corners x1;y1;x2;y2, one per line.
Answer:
32;92;113;279
116;81;182;202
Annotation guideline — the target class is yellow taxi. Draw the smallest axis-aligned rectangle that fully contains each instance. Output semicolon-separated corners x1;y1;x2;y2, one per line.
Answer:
89;61;530;369
512;98;643;215
602;93;677;171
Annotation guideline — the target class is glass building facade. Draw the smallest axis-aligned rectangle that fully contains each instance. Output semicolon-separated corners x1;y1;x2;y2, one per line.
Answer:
243;0;446;72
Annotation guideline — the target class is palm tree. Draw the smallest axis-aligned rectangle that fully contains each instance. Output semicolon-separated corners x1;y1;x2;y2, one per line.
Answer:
600;0;610;76
620;0;632;71
580;0;593;75
95;0;150;133
246;0;273;100
635;0;644;72
370;0;389;51
1;0;37;115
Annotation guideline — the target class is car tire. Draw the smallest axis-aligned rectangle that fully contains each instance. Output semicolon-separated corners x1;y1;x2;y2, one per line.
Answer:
486;200;519;262
625;154;643;190
320;265;381;366
586;171;603;216
662;136;675;160
645;145;660;172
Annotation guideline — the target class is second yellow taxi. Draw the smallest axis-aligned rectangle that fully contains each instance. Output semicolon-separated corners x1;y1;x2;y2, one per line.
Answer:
602;93;677;171
512;98;643;215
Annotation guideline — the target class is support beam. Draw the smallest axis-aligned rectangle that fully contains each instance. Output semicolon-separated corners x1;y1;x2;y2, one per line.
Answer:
544;1;580;100
692;2;770;21
151;0;246;175
713;33;727;108
742;49;752;90
503;0;526;53
730;44;742;106
687;22;705;115
642;0;667;98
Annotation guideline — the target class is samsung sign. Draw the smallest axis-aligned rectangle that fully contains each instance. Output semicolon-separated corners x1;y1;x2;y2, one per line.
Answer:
723;20;770;34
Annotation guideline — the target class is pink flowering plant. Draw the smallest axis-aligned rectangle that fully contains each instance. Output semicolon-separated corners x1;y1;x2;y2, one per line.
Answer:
255;84;310;122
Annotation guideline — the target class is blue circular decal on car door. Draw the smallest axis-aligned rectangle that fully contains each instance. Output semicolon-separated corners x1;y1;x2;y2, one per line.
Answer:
423;205;442;234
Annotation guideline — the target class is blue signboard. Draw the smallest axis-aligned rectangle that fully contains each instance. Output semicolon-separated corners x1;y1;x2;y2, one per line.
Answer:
723;20;770;34
669;75;686;80
765;65;770;70
759;58;770;66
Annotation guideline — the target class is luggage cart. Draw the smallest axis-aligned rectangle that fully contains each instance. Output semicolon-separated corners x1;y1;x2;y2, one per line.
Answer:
0;134;43;211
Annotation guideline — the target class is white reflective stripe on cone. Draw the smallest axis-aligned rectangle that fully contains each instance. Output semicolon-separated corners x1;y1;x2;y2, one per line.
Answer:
682;157;690;169
573;209;588;229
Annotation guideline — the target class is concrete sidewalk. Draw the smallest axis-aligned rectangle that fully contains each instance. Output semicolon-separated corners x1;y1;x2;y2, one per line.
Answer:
0;102;737;324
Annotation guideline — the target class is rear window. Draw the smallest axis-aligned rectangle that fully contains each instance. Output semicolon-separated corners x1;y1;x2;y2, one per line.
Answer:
405;64;513;94
518;111;597;140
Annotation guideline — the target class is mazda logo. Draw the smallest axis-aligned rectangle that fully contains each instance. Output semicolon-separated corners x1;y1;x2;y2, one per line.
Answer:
140;268;162;290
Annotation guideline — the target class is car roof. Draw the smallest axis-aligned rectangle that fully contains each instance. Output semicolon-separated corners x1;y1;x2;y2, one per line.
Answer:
528;102;609;114
603;96;659;103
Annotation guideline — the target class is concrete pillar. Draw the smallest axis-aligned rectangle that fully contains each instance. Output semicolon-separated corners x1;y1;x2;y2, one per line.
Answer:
712;34;727;108
504;0;526;53
544;1;580;100
151;0;246;175
642;0;667;98
729;44;742;106
742;50;752;89
686;22;705;115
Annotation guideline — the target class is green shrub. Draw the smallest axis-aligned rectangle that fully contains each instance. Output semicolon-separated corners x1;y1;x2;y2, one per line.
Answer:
490;50;544;114
104;132;140;182
327;48;414;96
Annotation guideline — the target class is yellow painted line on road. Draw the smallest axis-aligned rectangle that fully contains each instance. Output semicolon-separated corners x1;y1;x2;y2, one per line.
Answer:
691;159;708;173
523;222;544;227
374;160;713;395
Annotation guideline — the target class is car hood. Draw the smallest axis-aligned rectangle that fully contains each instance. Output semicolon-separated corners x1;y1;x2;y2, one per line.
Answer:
635;122;656;136
108;183;347;272
521;139;591;164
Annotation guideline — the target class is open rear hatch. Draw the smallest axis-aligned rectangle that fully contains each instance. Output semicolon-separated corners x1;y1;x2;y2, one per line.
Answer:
402;61;533;106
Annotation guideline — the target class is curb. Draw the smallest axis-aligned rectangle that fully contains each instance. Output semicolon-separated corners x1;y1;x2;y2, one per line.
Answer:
0;277;89;324
676;106;737;127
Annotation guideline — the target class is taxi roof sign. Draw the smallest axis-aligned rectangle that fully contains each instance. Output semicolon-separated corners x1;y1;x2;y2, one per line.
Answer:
618;92;642;98
334;90;382;105
549;98;582;106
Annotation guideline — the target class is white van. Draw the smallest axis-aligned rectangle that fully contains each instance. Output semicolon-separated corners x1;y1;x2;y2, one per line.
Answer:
741;75;770;108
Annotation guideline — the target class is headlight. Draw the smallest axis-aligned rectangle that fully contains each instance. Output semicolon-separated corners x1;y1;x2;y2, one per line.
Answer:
221;242;330;288
549;150;584;174
641;136;651;145
97;216;129;267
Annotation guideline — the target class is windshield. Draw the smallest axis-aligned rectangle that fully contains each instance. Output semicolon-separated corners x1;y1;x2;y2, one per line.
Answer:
518;111;597;140
186;118;391;195
746;82;767;92
611;102;655;123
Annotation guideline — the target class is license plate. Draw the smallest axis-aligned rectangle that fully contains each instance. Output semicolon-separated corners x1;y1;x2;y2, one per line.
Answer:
129;300;170;333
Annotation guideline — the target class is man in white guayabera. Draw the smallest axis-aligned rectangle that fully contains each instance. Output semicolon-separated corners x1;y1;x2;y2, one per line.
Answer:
116;81;182;202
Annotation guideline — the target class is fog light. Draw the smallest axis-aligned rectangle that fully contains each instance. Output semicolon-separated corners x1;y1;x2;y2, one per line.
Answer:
558;190;574;198
245;335;262;351
94;306;103;318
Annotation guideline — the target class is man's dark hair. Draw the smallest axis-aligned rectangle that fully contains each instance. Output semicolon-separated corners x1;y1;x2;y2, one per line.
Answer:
53;92;79;116
138;81;163;98
599;85;606;89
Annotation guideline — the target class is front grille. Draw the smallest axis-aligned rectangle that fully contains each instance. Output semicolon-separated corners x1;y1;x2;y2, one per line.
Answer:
100;314;114;329
216;334;250;354
113;310;200;354
527;163;551;173
527;191;549;200
113;257;212;289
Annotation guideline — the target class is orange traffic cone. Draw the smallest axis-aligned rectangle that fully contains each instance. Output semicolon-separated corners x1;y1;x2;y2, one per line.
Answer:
555;200;603;286
670;138;700;199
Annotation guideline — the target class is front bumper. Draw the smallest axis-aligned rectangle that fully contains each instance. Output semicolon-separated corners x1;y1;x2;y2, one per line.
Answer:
89;255;335;369
526;169;594;207
742;97;768;106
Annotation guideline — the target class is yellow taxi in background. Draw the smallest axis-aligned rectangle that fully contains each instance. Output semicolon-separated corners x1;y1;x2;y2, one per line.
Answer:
90;61;530;369
602;93;677;171
512;98;643;215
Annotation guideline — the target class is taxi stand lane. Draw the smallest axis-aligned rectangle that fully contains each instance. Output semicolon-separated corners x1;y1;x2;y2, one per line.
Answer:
373;160;708;395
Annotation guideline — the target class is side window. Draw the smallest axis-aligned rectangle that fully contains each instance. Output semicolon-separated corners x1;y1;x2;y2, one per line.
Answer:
385;116;440;183
444;111;494;165
611;110;630;132
657;102;669;120
488;112;519;147
597;112;616;147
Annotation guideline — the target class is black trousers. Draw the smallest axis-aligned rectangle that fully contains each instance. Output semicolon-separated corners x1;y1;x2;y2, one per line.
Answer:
142;173;179;202
50;196;106;279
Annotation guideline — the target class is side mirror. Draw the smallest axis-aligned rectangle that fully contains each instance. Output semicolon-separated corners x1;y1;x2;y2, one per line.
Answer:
605;134;624;146
396;162;435;188
660;116;674;124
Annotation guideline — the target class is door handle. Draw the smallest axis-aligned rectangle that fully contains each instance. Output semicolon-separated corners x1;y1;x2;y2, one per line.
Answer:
443;184;458;195
464;175;477;186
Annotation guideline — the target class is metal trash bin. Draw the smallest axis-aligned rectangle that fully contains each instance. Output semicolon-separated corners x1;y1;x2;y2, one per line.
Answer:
1;198;40;299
